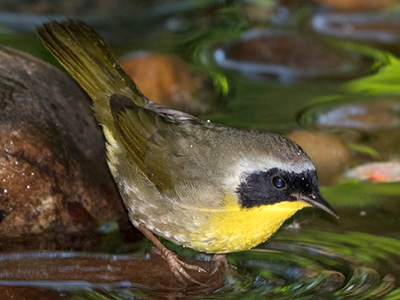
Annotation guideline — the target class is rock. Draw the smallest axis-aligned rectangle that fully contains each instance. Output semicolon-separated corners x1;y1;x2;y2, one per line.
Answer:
312;12;400;45
121;51;222;115
297;98;400;161
0;45;126;237
239;0;278;24
315;0;397;12
0;251;225;294
345;161;400;182
214;29;372;82
0;286;60;300
310;99;400;131
287;131;352;185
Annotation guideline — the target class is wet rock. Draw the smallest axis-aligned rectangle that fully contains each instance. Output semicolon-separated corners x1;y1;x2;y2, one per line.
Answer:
0;45;126;237
121;51;224;115
214;29;372;82
0;232;108;252
0;221;140;252
0;286;61;300
345;161;400;182
307;98;400;131
238;0;278;24
297;98;400;161
0;251;225;295
314;0;397;12
287;131;352;185
312;12;400;45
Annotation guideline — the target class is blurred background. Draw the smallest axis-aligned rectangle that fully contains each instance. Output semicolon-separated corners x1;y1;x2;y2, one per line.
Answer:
0;0;399;299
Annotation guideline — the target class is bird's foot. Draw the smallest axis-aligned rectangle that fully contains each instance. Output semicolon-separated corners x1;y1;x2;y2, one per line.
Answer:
136;224;209;286
210;253;235;275
151;247;208;286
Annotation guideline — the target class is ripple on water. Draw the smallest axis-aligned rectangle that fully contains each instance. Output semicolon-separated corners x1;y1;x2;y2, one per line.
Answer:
218;230;400;300
0;229;399;299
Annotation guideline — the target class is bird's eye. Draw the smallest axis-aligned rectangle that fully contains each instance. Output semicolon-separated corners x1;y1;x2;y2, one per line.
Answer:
272;176;286;189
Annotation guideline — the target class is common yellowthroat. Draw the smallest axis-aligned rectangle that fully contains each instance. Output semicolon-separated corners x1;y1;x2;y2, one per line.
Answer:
37;20;337;282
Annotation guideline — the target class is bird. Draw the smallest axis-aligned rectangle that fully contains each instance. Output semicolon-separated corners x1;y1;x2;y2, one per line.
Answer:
37;19;338;284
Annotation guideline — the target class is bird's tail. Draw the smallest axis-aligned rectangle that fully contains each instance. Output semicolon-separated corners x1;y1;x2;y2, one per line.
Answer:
37;19;147;127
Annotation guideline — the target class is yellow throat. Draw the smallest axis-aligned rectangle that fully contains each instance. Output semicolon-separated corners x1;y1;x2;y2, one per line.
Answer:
190;194;310;253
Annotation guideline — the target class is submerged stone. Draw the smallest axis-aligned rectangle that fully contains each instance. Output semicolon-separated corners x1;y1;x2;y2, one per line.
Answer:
121;51;225;115
314;0;397;12
312;12;400;45
214;29;372;82
238;0;278;24
307;98;400;131
345;161;400;182
0;45;126;237
297;97;400;164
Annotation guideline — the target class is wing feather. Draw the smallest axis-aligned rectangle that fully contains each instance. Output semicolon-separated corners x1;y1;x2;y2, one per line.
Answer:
110;94;216;191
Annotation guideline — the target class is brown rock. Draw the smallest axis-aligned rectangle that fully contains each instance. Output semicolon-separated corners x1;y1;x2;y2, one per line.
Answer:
239;1;277;24
121;51;219;115
312;12;400;45
0;251;225;295
227;35;343;69
297;98;400;161
346;161;400;182
214;30;372;82
0;45;126;237
315;0;398;11
0;286;61;300
314;99;400;131
287;131;352;185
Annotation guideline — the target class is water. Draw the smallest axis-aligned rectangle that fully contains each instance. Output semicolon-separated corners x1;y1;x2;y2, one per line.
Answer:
0;1;400;299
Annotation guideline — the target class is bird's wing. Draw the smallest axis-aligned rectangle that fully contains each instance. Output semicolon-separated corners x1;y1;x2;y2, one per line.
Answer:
110;93;219;192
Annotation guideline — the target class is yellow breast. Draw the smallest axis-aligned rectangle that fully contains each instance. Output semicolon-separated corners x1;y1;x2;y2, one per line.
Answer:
189;194;310;253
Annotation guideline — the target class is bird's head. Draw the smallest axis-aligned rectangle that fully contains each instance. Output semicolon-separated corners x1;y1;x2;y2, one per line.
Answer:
231;133;337;218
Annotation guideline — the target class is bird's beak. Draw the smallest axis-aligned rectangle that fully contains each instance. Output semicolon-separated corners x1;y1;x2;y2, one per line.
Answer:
300;193;339;219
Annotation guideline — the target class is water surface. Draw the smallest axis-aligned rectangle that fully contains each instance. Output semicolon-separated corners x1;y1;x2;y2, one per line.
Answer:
0;1;399;299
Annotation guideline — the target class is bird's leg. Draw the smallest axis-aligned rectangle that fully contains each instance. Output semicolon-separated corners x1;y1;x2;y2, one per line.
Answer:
210;253;234;275
135;223;207;285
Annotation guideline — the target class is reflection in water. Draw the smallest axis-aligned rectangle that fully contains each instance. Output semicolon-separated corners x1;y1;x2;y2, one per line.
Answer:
1;227;400;299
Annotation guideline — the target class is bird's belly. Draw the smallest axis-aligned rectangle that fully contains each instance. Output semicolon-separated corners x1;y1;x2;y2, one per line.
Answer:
187;195;309;253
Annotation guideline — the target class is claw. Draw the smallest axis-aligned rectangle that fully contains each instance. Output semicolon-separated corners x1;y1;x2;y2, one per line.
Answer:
136;223;211;286
210;253;234;275
153;248;209;287
166;252;207;273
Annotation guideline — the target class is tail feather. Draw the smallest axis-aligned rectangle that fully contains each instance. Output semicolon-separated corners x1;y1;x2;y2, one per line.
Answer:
37;19;147;126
